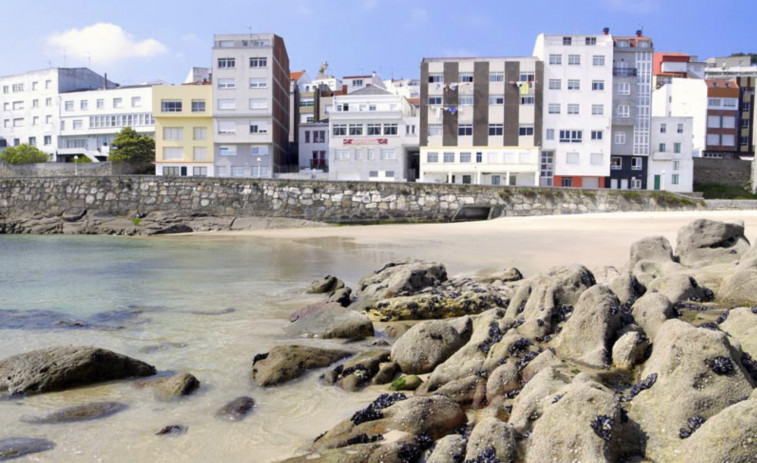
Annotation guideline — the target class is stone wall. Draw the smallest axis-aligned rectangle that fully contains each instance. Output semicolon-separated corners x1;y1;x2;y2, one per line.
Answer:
0;176;702;224
693;158;752;188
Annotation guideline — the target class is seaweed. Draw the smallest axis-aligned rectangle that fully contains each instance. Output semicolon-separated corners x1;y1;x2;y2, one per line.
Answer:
590;415;614;442
708;356;734;376
350;393;407;425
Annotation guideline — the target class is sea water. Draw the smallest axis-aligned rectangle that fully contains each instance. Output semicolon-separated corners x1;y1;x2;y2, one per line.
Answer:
0;234;399;462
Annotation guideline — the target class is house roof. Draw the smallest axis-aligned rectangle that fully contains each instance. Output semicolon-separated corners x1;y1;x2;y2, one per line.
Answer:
290;70;306;81
407;97;421;107
348;85;391;96
343;75;373;79
706;78;739;88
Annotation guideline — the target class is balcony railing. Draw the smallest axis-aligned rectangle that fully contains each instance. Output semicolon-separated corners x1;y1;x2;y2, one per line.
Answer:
613;68;638;77
310;159;328;170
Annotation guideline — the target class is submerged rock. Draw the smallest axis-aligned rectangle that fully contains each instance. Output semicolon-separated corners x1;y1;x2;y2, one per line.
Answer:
141;373;200;400
21;401;127;424
155;425;187;436
0;437;55;461
0;346;156;397
215;396;255;421
252;345;352;387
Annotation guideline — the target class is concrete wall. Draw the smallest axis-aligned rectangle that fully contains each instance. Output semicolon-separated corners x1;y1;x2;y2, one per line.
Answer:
0;162;150;177
0;176;701;224
693;158;752;187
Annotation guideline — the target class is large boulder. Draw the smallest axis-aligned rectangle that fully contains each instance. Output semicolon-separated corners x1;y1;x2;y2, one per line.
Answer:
553;285;622;368
630;292;675;340
284;303;374;340
630;319;755;459
390;320;466;374
321;349;390;392
0;346;156;397
485;359;521;404
252;345;352;387
631;259;686;287
675;219;750;266
356;260;447;302
646;274;713;304
628;236;676;268
509;365;572;433
611;330;649;370
464;417;519;463
504;264;596;338
719;306;757;358
718;269;757;304
607;272;645;307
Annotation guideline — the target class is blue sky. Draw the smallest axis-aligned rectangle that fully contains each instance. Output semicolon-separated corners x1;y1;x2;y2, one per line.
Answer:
2;0;754;85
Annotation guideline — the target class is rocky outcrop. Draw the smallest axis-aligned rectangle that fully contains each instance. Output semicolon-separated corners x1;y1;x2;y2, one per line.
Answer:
284;303;374;340
0;346;156;397
675;219;750;266
252;345;352;387
628;235;676;268
356;260;447;302
390;320;466;374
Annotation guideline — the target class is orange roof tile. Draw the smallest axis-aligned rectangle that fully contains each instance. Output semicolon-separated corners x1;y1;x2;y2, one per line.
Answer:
290;70;306;81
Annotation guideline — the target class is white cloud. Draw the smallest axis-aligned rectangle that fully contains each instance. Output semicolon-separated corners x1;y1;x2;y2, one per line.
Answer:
601;0;659;14
47;23;167;65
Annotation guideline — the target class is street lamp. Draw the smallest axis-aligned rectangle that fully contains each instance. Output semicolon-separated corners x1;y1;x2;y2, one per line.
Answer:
257;156;262;178
74;155;79;176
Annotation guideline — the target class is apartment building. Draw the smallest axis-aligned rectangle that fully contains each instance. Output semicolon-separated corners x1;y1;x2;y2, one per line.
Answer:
705;60;756;158
298;121;328;171
343;73;385;94
57;85;155;162
608;31;653;189
653;52;705;88
703;79;740;159
328;86;418;182
648;116;694;192
211;33;290;178
153;83;213;177
652;78;707;158
533;33;613;188
0;68;114;159
419;56;542;185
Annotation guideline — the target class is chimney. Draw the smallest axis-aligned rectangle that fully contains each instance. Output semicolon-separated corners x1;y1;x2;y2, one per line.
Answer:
603;27;610;35
636;29;643;37
104;72;108;90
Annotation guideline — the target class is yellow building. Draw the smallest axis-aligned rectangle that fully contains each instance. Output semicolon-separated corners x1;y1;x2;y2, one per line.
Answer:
153;83;213;176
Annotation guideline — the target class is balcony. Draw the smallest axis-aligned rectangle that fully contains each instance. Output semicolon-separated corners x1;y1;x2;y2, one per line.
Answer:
310;159;328;171
613;68;637;77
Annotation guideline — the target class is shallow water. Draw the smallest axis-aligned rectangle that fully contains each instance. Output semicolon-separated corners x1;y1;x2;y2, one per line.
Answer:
0;234;400;462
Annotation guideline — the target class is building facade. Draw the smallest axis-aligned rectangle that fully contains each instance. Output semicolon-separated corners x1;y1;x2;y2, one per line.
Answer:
652;78;708;158
648;116;694;192
704;79;740;159
653;52;705;88
211;33;290;178
153;83;213;177
298;121;329;171
705;61;756;158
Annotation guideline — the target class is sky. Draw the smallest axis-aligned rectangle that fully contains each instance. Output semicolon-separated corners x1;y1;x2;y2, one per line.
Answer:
1;0;755;86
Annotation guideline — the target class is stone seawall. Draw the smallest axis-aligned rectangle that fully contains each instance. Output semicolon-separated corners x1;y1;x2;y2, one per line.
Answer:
693;158;752;188
0;177;702;228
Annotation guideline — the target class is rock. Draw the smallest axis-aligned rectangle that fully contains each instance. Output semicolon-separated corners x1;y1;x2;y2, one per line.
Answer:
477;267;523;284
646;274;713;304
252;345;352;387
432;375;485;407
382;323;412;340
509;365;572;433
61;208;87;222
628;236;675;268
21;401;127;424
0;345;156;397
464;417;519;463
630;292;675;340
0;437;55;461
356;260;447;302
631;259;686;287
155;425;187;436
447;315;473;340
591;266;621;284
372;362;398;385
526;380;623;462
612;330;649;370
520;349;559;383
328;287;353;307
150;224;193;235
553;285;622;368
279;445;379;463
143;373;200;400
630;319;754;459
321;349;391;391
284;303;374;340
425;434;467;463
306;275;344;294
485;359;521;404
675;219;750;266
719;307;757;357
671;398;757;462
718;269;757;304
389;375;422;391
608;272;645;307
504;264;596;339
390;320;465;374
215;396;255;421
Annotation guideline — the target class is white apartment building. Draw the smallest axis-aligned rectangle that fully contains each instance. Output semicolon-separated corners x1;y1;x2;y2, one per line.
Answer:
299;121;328;171
648;116;694;192
652;78;708;158
58;85;155;162
533;33;614;188
384;78;421;99
211;33;290;178
0;68;114;159
343;73;385;94
328;86;418;182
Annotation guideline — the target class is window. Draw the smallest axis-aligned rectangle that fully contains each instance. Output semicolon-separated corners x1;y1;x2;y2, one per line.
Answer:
546;129;555;140
593;55;605;66
591;130;603;140
251;145;269;155
46;97;52;107
113;98;123;108
549;54;562;65
336;103;349;112
708;98;721;107
218;58;235;68
611;157;622;170
193;127;207;140
351;79;363;87
562;36;572;45
489;72;504;82
249;57;267;67
161;100;182;112
722;134;735;146
369;170;378;178
314;130;325;143
96;99;104;109
568;104;580;115
520;96;535;105
459;152;471;163
64;100;74;111
559;130;582;143
548;103;561;114
45;115;51;124
460;74;474;83
428;74;443;83
618;82;630;95
592;80;605;91
192;100;206;112
491;175;501;186
443;152;455;163
590;153;603;165
304;131;311;144
427;152;438;163
72;119;83;130
218;99;236;110
12;83;23;92
566;152;579;164
631;157;643;170
549;79;561;90
218;78;236;89
28;136;36;146
617;105;630;118
349;124;363;135
460;96;474;106
2;85;7;94
488;96;504;105
428;96;442;105
218;121;236;134
78;100;87;110
707;115;721;128
567;79;580;90
591;104;603;115
741;136;750;146
231;166;245;177
249;78;268;89
333;124;346;136
131;96;141;108
658;143;666;152
741;119;750;128
383;123;398;135
519;72;535;82
334;149;349;160
722;116;736;128
586;37;597;45
568;55;581;65
163;127;183;140
673;142;682;153
249;99;267;110
219;145;237;156
519;125;534;136
249;121;267;133
672;174;680;185
707;134;721;146
489;124;503;136
193;166;208;177
458;124;472;136
660;123;667;133
380;149;396;160
162;147;183;160
163;167;181;176
561;177;573;187
428;124;442;136
615;132;626;144
44;135;51;145
671;160;680;171
13;118;23;127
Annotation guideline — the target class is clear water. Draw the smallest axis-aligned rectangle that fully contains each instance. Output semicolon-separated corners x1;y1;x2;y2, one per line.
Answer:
0;234;400;462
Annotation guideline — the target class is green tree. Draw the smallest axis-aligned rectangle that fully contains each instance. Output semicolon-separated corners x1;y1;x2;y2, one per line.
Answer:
0;144;48;164
109;126;155;163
